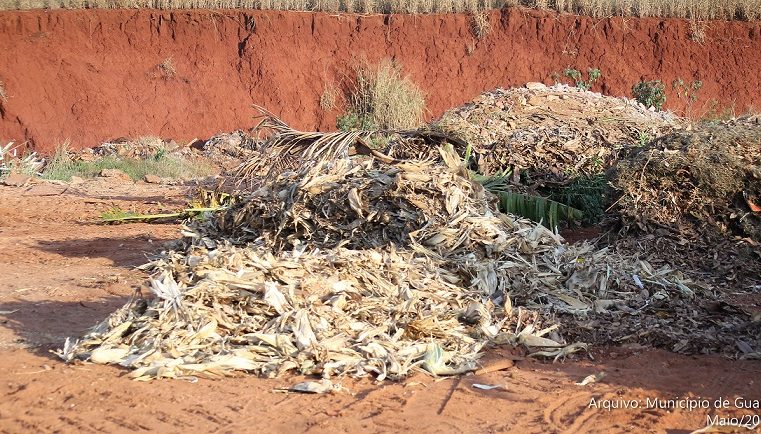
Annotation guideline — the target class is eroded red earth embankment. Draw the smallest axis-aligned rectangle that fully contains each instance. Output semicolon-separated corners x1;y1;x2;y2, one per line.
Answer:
1;8;760;152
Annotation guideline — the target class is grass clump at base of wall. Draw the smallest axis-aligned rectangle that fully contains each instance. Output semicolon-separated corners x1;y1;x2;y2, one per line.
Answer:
42;145;216;182
338;59;425;131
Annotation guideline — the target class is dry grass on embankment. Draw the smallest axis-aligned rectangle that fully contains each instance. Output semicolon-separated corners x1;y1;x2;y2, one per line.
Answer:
2;0;760;20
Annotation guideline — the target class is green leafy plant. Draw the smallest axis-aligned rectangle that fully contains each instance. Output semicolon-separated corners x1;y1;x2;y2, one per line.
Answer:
638;131;651;147
548;175;608;225
632;80;666;110
496;191;583;230
153;147;167;161
100;207;141;222
337;112;377;131
564;67;601;90
462;143;583;229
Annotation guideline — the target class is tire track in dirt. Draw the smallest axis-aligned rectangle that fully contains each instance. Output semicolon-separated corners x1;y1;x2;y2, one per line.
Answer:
543;391;596;433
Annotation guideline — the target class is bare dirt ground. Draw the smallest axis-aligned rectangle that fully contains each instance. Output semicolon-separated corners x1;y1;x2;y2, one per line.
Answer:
0;180;759;434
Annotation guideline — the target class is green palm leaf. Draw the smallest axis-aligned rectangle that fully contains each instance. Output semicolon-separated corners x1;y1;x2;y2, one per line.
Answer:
470;170;583;229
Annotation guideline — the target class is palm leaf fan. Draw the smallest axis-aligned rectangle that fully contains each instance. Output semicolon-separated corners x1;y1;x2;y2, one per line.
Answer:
236;106;373;182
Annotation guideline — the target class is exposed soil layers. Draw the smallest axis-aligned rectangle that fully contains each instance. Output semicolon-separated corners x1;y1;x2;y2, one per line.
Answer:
1;8;760;152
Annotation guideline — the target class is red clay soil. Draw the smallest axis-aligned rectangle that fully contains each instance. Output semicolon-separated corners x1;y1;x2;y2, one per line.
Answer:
1;182;759;433
0;8;760;152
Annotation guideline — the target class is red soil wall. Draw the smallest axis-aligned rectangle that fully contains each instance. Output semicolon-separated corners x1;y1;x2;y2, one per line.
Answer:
1;8;760;152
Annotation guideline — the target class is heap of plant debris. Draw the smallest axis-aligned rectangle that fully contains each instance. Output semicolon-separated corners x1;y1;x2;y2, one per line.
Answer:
0;142;44;178
609;115;761;289
432;83;680;187
60;117;757;381
87;136;181;159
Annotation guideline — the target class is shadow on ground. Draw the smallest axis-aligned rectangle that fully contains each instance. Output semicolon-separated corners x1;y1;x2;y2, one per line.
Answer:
0;297;131;359
34;235;176;268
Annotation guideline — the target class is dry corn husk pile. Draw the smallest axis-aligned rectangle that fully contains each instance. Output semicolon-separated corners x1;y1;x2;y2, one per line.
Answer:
60;143;735;381
434;83;680;185
610;116;761;289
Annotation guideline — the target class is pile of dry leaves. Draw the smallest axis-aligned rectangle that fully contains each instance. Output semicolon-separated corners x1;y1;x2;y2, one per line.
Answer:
61;140;737;381
613;115;761;239
608;116;761;290
433;83;680;187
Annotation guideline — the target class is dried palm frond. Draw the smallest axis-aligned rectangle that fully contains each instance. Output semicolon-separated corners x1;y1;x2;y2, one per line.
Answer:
236;107;464;185
236;106;373;182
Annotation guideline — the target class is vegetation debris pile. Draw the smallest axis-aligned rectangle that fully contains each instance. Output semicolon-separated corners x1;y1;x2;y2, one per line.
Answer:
59;122;727;380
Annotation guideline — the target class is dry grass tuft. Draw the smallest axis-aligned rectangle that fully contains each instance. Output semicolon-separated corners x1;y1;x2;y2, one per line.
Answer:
345;59;426;130
465;40;476;55
0;141;44;178
0;80;7;103
319;81;339;111
688;19;708;43
470;10;491;39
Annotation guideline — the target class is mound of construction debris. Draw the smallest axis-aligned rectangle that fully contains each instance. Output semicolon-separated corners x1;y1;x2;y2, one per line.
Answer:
60;116;761;382
433;83;680;186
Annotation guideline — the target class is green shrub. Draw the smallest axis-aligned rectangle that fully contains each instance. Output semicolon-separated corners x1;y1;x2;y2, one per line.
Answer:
549;175;608;225
470;167;583;230
564;67;601;90
336;112;377;131
632;80;666;110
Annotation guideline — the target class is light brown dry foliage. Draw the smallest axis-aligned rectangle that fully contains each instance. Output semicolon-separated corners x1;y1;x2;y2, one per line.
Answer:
0;80;7;103
319;81;339;111
434;84;679;182
470;10;491;39
347;59;425;130
59;144;713;380
688;19;708;42
5;0;761;20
